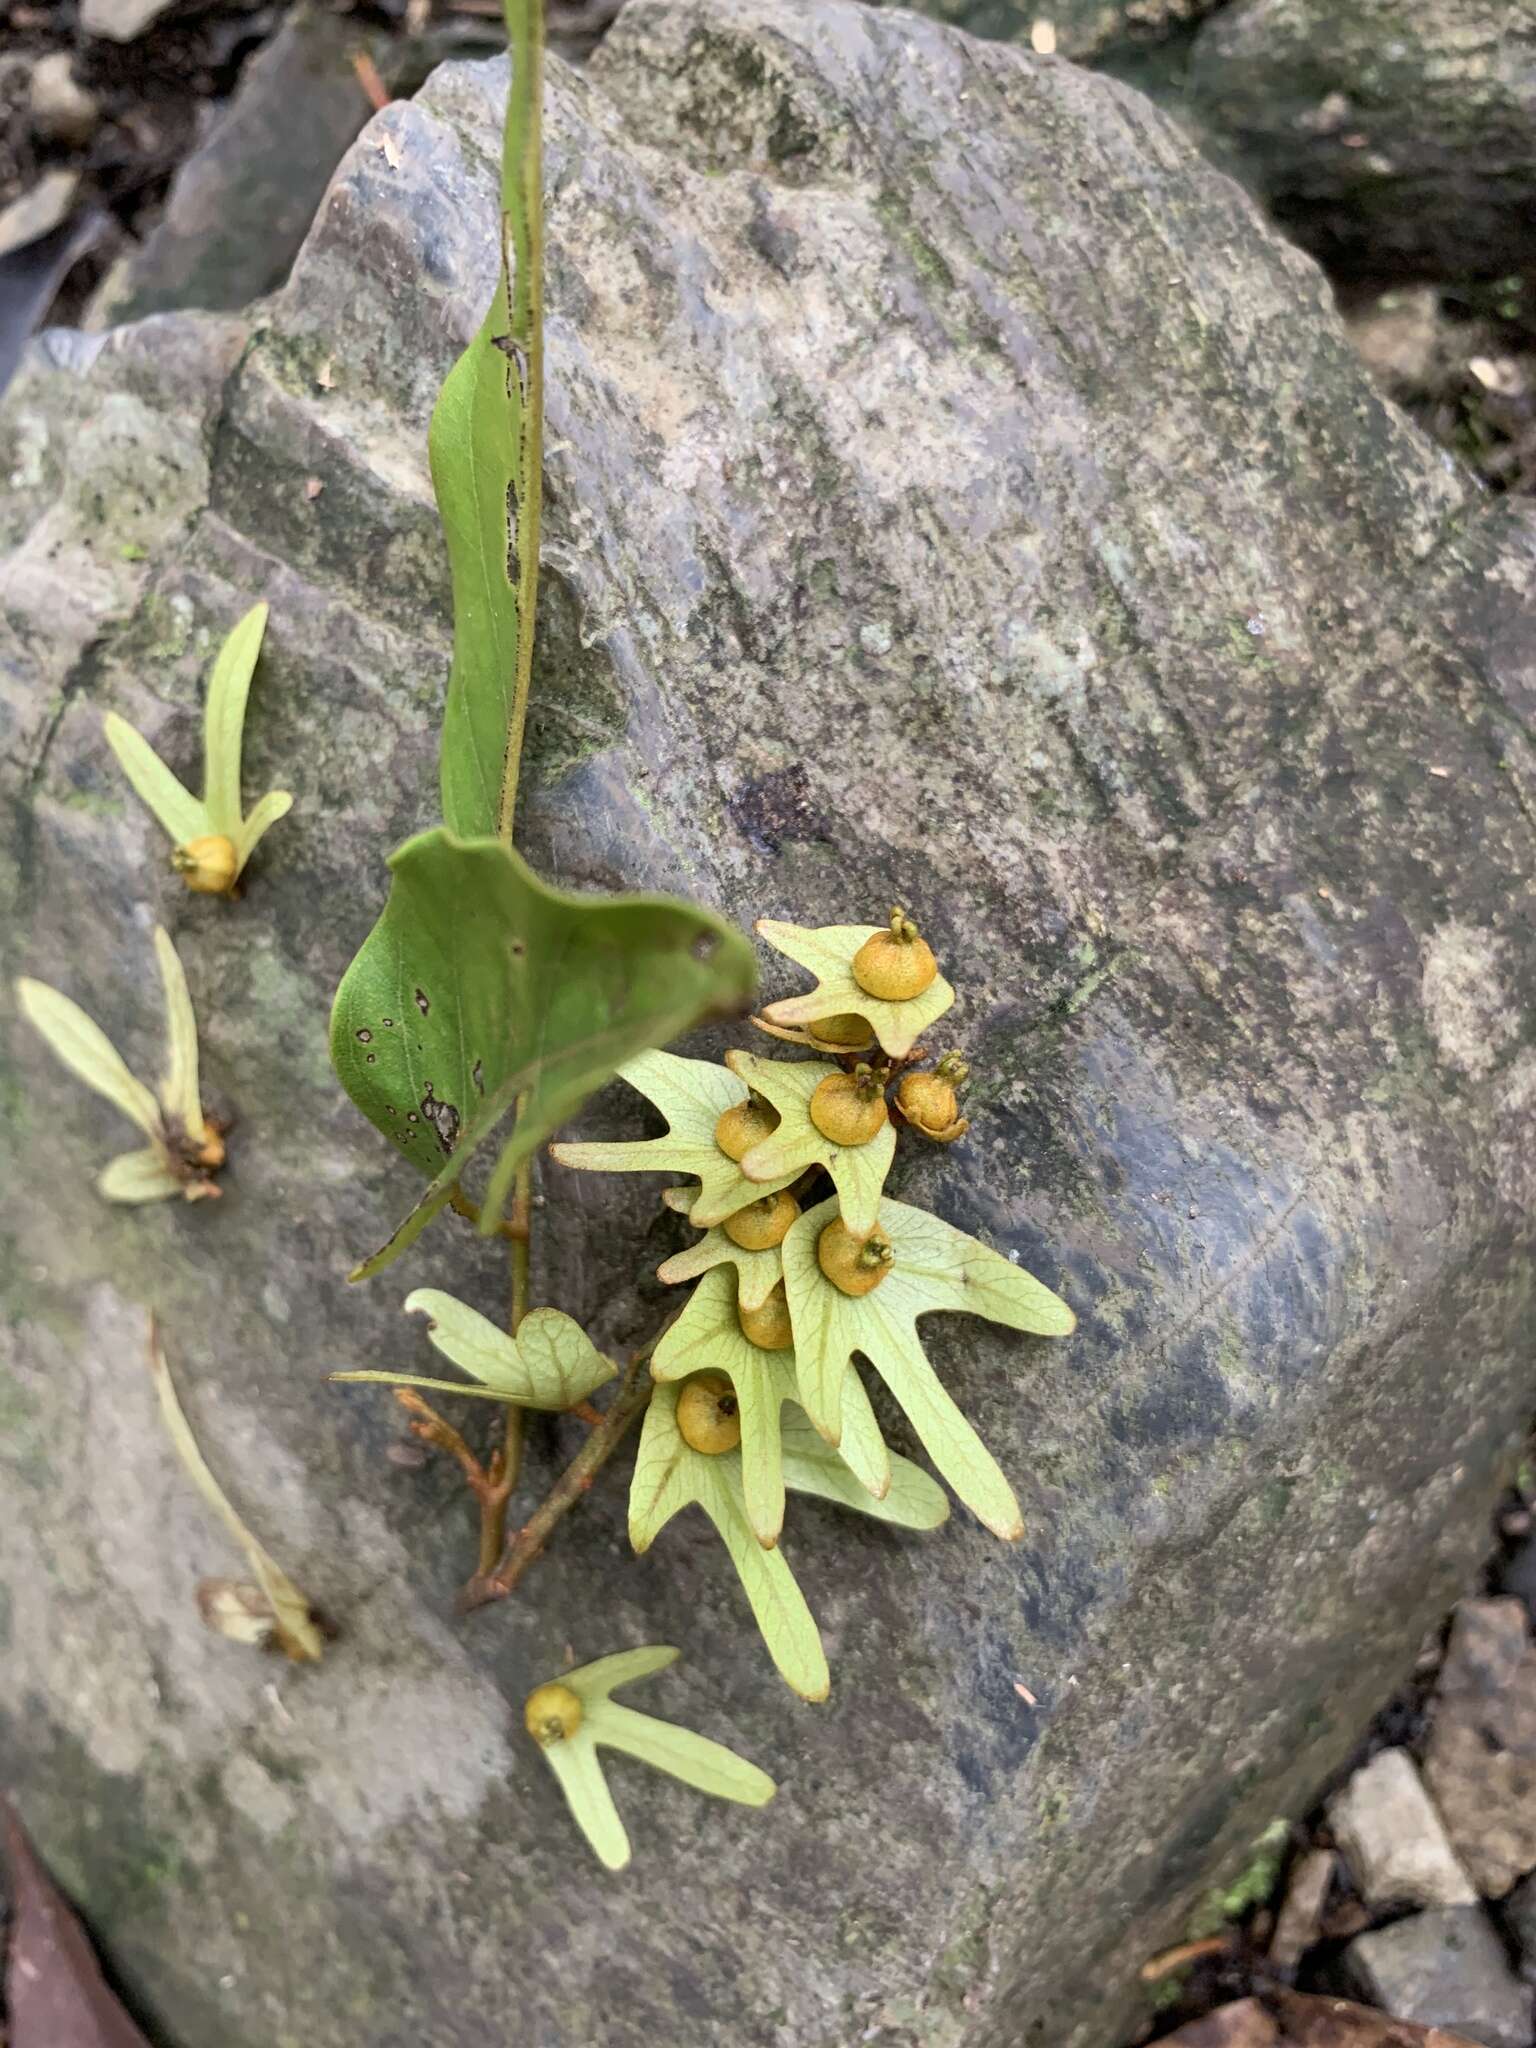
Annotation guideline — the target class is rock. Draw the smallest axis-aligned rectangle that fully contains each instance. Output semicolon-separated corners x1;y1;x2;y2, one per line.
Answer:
1271;1986;1491;2045
1270;1847;1339;1972
1504;1869;1536;1985
0;169;79;259
1496;1532;1536;1626
1344;288;1446;395
2;1798;152;2047
1346;1908;1533;2048
27;51;101;148
3;4;1536;2046
1164;2001;1280;2048
1425;1602;1536;1899
1339;285;1536;496
1329;1750;1478;1910
1185;0;1536;281
84;4;374;327
864;0;1227;63
79;0;177;41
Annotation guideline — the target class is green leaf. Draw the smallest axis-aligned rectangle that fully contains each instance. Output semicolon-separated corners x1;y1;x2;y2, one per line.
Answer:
16;975;162;1142
153;927;205;1139
756;919;955;1059
725;1049;895;1236
779;1411;948;1530
530;1646;774;1871
564;1644;680;1700
434;0;543;839
329;830;755;1278
628;1378;829;1700
432;300;522;839
552;1048;797;1227
539;1730;631;1870
202;602;268;838
586;1699;775;1807
97;1148;182;1204
329;1369;529;1404
149;1321;324;1661
102;712;206;846
404;1291;614;1408
781;1195;1074;1541
234;787;294;867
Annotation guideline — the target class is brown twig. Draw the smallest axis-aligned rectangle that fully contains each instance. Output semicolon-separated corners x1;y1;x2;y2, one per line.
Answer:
1138;1933;1237;1983
351;49;391;113
396;1387;518;1576
458;1351;654;1613
395;1388;502;1499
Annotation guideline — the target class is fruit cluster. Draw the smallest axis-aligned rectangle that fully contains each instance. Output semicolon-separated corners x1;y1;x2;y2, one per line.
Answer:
552;912;1075;1700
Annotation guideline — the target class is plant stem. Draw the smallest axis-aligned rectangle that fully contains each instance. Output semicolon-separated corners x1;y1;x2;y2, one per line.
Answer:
395;1389;498;1502
468;1137;534;1582
477;0;544;1558
495;0;545;847
445;1184;521;1242
459;1348;653;1613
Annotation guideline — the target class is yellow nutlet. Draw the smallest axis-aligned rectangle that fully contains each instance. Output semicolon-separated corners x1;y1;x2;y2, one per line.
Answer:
817;1218;894;1297
737;1282;793;1352
185;1124;227;1171
677;1372;743;1453
723;1190;800;1251
852;907;937;1001
896;1053;970;1144
173;833;239;896
714;1096;779;1161
809;1064;889;1147
525;1681;584;1746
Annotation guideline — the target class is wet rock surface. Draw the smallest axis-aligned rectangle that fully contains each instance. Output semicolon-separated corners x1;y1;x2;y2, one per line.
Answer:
1425;1602;1536;1902
1185;0;1536;282
82;3;375;329
2;4;1536;2046
1329;1750;1478;1912
1345;1908;1532;2048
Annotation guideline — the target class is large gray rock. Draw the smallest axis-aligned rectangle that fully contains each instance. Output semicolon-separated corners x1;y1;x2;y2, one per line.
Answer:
1346;1907;1534;2048
84;5;377;329
863;0;1226;63
1186;0;1536;280
880;0;1536;286
2;4;1535;2046
1425;1600;1536;1899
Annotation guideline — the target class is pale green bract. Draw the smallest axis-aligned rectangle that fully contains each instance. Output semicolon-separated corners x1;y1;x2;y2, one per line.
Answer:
103;603;293;879
551;1048;798;1226
16;926;219;1204
150;1323;324;1661
781;1194;1075;1541
650;1262;891;1546
628;1371;947;1698
655;1216;786;1311
527;1647;774;1872
756;918;955;1059
725;1049;895;1236
330;1293;615;1409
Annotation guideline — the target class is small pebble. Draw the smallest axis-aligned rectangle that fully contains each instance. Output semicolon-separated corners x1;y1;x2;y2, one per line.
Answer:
28;52;100;146
1346;1905;1531;2048
1327;1747;1477;1909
